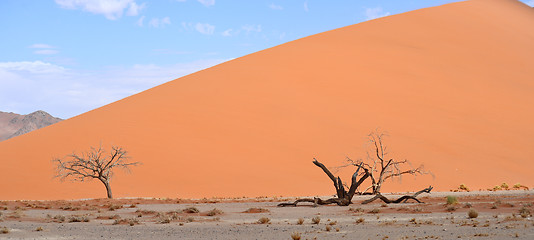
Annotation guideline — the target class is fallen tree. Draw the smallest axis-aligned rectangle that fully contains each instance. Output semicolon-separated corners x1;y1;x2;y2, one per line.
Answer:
278;158;369;207
361;186;433;204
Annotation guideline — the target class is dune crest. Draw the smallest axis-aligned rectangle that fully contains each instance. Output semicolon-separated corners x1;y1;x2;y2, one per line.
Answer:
1;0;533;200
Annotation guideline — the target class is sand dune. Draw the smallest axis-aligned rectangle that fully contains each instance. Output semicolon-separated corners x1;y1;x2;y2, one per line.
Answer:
1;0;533;200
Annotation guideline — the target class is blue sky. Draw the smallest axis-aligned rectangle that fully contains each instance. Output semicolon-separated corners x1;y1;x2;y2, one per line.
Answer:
1;0;533;119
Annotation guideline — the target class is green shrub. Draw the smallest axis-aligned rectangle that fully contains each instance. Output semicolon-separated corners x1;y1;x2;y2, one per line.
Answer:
446;196;458;205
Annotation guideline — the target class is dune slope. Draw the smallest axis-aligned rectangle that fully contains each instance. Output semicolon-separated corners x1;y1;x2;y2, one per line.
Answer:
1;0;533;200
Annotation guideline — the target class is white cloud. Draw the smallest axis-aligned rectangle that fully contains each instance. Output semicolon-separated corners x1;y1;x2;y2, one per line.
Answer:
304;1;309;12
221;28;239;37
195;23;215;35
269;3;283;10
197;0;214;7
34;50;60;55
0;59;229;118
55;0;144;20
126;2;145;16
149;17;171;28
29;44;55;49
136;15;145;26
242;24;262;34
0;61;66;74
365;7;390;21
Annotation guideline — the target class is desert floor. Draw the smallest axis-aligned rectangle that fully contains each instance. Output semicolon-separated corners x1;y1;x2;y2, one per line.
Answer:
1;190;533;239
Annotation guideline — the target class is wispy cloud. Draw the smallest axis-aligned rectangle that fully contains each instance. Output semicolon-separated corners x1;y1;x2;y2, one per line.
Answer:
195;23;215;35
197;0;215;7
149;17;171;28
364;7;390;21
55;0;144;20
526;0;534;6
0;59;229;118
221;28;238;37
269;3;283;10
126;2;145;16
28;44;59;55
242;24;262;34
304;1;309;12
136;16;145;26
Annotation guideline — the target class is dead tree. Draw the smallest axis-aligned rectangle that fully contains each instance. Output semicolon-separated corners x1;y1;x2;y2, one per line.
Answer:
53;144;140;199
347;131;431;194
361;186;433;204
278;158;369;207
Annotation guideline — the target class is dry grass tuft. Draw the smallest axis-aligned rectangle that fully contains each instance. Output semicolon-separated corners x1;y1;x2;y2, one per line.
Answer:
311;216;321;224
257;217;270;224
446;196;458;205
296;218;304;225
355;218;365;224
183;207;199;213
244;208;270;213
206;208;223;216
68;215;90;222
1;227;9;234
290;231;302;240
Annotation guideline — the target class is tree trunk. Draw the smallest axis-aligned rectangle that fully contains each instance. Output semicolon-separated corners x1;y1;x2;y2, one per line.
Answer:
100;179;113;199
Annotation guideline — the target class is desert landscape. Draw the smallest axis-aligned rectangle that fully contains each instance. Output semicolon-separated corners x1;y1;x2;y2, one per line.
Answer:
1;190;534;239
1;0;534;238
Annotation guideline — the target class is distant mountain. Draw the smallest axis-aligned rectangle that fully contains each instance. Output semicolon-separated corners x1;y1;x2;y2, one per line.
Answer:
0;110;62;141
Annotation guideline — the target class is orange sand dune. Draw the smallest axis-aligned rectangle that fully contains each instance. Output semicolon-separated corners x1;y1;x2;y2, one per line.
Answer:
1;0;533;200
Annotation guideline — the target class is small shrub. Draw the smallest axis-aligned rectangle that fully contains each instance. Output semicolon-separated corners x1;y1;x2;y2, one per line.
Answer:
349;207;364;213
446;206;456;212
459;184;470;192
108;204;122;211
369;208;380;214
157;216;171;224
501;183;509;190
493;185;502;191
258;217;270;224
491;203;498;209
206;208;223;216
290;232;302;240
0;227;8;234
53;215;66;222
311;216;321;224
335;227;340;232
244;208;269;213
446;196;458;205
68;215;90;222
325;225;331;231
296;218;304;225
329;220;337;225
468;209;479;219
356;218;365;224
183;207;199;213
519;207;531;218
35;226;43;231
186;217;194;223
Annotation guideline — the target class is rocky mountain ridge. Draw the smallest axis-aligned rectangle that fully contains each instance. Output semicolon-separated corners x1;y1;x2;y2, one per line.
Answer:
0;110;62;141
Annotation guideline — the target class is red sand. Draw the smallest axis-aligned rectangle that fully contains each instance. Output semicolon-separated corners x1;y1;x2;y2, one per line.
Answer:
1;0;533;200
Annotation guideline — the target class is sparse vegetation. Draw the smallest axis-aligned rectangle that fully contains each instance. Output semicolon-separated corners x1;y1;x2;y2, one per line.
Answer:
296;218;304;225
446;196;458;205
446;205;456;212
355;218;365;224
244;208;269;213
519;207;531;218
325;225;331;231
183;207;199;213
206;208;223;216
311;216;321;224
458;184;470;192
35;226;43;231
68;215;90;222
257;217;270;224
1;226;9;234
369;208;380;214
290;232;302;240
501;183;509;190
468;209;479;219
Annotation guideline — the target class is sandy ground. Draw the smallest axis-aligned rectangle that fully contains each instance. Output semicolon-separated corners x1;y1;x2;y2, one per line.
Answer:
1;190;533;239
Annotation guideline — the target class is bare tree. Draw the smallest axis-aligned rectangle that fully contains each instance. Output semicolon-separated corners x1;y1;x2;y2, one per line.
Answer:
347;130;431;194
53;144;140;199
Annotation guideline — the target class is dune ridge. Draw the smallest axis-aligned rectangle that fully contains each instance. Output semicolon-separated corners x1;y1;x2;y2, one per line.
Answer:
0;0;533;200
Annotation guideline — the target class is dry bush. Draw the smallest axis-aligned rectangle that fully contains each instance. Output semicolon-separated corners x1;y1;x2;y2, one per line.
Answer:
290;232;302;240
355;218;365;224
108;204;123;211
52;215;66;222
244;208;269;213
325;225;331;231
257;217;270;224
35;226;43;231
311;216;321;224
519;207;531;218
501;183;509;190
468;209;479;219
296;218;304;225
183;207;199;213
68;215;90;222
113;218;139;226
206;208;223;216
369;208;380;214
349;207;364;213
446;206;457;212
458;184;470;192
329;220;337;225
0;226;8;234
